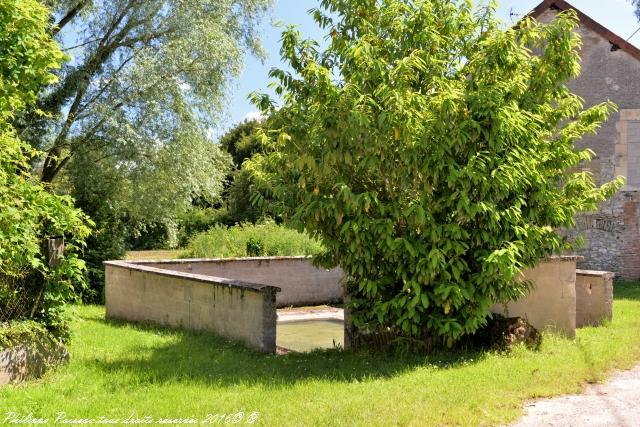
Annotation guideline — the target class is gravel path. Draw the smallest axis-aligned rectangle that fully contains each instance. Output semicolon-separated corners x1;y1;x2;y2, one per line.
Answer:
511;364;640;427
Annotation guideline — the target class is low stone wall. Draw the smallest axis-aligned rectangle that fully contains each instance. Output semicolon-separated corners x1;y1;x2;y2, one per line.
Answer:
104;261;280;353
138;257;344;308
105;256;614;354
0;339;68;386
575;269;614;327
491;257;581;338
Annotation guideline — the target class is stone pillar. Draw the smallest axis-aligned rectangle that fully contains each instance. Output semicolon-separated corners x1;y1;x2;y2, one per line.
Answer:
261;287;278;353
575;270;614;327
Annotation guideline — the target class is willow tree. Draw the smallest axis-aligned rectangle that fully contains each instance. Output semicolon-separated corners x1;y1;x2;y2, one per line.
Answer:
249;0;623;343
19;0;271;186
15;0;272;300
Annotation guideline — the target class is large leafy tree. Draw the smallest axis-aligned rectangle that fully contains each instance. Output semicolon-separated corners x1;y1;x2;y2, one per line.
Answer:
219;119;266;223
1;0;91;335
18;0;272;186
12;0;272;298
249;0;623;343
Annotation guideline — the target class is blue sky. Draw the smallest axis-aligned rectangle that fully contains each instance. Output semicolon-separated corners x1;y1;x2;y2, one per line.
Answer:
219;0;640;136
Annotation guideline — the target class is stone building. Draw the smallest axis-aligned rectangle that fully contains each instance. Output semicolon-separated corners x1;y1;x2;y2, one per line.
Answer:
528;0;640;279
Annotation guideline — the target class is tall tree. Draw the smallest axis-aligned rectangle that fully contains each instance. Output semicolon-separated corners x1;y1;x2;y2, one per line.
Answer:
249;0;623;343
17;0;272;184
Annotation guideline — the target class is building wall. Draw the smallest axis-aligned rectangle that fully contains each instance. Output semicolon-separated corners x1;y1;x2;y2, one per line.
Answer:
538;9;640;279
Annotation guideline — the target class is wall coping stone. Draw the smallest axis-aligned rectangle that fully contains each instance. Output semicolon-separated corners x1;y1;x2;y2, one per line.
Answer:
103;260;281;294
576;269;616;278
540;255;585;263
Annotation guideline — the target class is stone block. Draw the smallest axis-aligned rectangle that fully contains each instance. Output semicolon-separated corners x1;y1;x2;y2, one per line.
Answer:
575;269;614;327
491;257;579;338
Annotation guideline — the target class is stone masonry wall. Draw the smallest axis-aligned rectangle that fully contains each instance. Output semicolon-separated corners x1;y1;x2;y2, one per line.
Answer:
538;9;640;279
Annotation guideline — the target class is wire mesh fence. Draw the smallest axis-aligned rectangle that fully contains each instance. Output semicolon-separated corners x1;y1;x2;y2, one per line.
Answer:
0;273;40;323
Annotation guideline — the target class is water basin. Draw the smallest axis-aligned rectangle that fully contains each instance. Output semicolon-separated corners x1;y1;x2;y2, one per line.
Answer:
276;319;344;352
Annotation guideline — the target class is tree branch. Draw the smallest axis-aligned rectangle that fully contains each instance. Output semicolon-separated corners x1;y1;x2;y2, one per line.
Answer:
53;0;91;36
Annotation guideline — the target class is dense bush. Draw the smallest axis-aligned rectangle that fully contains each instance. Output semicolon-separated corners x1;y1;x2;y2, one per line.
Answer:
249;0;622;344
0;0;92;340
176;207;232;247
183;221;323;258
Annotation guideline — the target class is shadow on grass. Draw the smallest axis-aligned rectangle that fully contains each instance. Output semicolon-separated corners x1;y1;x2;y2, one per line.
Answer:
613;281;640;301
79;283;640;388
82;311;486;388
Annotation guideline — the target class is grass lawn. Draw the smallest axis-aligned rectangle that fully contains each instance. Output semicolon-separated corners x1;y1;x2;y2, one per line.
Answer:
2;282;640;426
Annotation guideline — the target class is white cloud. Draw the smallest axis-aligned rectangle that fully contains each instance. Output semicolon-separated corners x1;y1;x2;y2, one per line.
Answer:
242;111;264;122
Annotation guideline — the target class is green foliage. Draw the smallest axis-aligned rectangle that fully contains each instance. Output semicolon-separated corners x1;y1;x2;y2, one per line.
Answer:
66;126;231;248
176;207;232;247
0;0;91;336
0;0;65;119
0;320;54;348
218;119;269;223
18;0;273;184
66;131;230;302
183;221;323;258
16;1;271;299
249;0;623;343
227;168;266;224
220;119;264;168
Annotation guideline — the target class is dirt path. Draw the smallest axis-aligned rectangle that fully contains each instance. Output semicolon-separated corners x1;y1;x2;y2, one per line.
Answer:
511;364;640;427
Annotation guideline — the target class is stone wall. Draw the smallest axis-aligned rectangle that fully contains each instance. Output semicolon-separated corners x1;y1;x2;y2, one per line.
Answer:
0;338;68;386
105;257;614;353
139;257;344;308
491;257;579;338
104;261;280;353
537;9;640;280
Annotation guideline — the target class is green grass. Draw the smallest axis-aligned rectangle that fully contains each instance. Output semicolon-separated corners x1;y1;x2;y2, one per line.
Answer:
183;221;323;259
2;282;640;426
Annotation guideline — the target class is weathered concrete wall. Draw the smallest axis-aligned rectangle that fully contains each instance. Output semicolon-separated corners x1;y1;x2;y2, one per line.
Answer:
491;257;579;338
575;269;614;327
0;340;68;386
538;9;640;280
104;261;280;353
139;257;344;308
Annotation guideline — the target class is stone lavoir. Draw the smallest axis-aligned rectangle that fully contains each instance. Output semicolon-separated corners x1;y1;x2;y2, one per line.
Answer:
104;256;613;354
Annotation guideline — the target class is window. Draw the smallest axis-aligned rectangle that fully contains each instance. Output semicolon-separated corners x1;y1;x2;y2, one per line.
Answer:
616;109;640;190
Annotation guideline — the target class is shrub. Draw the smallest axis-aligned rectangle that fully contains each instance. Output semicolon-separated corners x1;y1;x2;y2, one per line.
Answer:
248;1;623;343
176;207;232;247
183;221;323;258
0;0;92;339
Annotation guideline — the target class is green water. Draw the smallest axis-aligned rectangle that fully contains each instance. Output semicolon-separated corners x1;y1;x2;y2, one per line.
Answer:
276;319;344;352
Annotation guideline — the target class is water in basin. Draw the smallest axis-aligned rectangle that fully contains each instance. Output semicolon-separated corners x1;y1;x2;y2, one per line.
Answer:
277;319;344;352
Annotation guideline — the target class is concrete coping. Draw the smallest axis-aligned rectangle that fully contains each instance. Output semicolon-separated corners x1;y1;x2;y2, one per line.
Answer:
576;269;616;278
103;260;281;294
